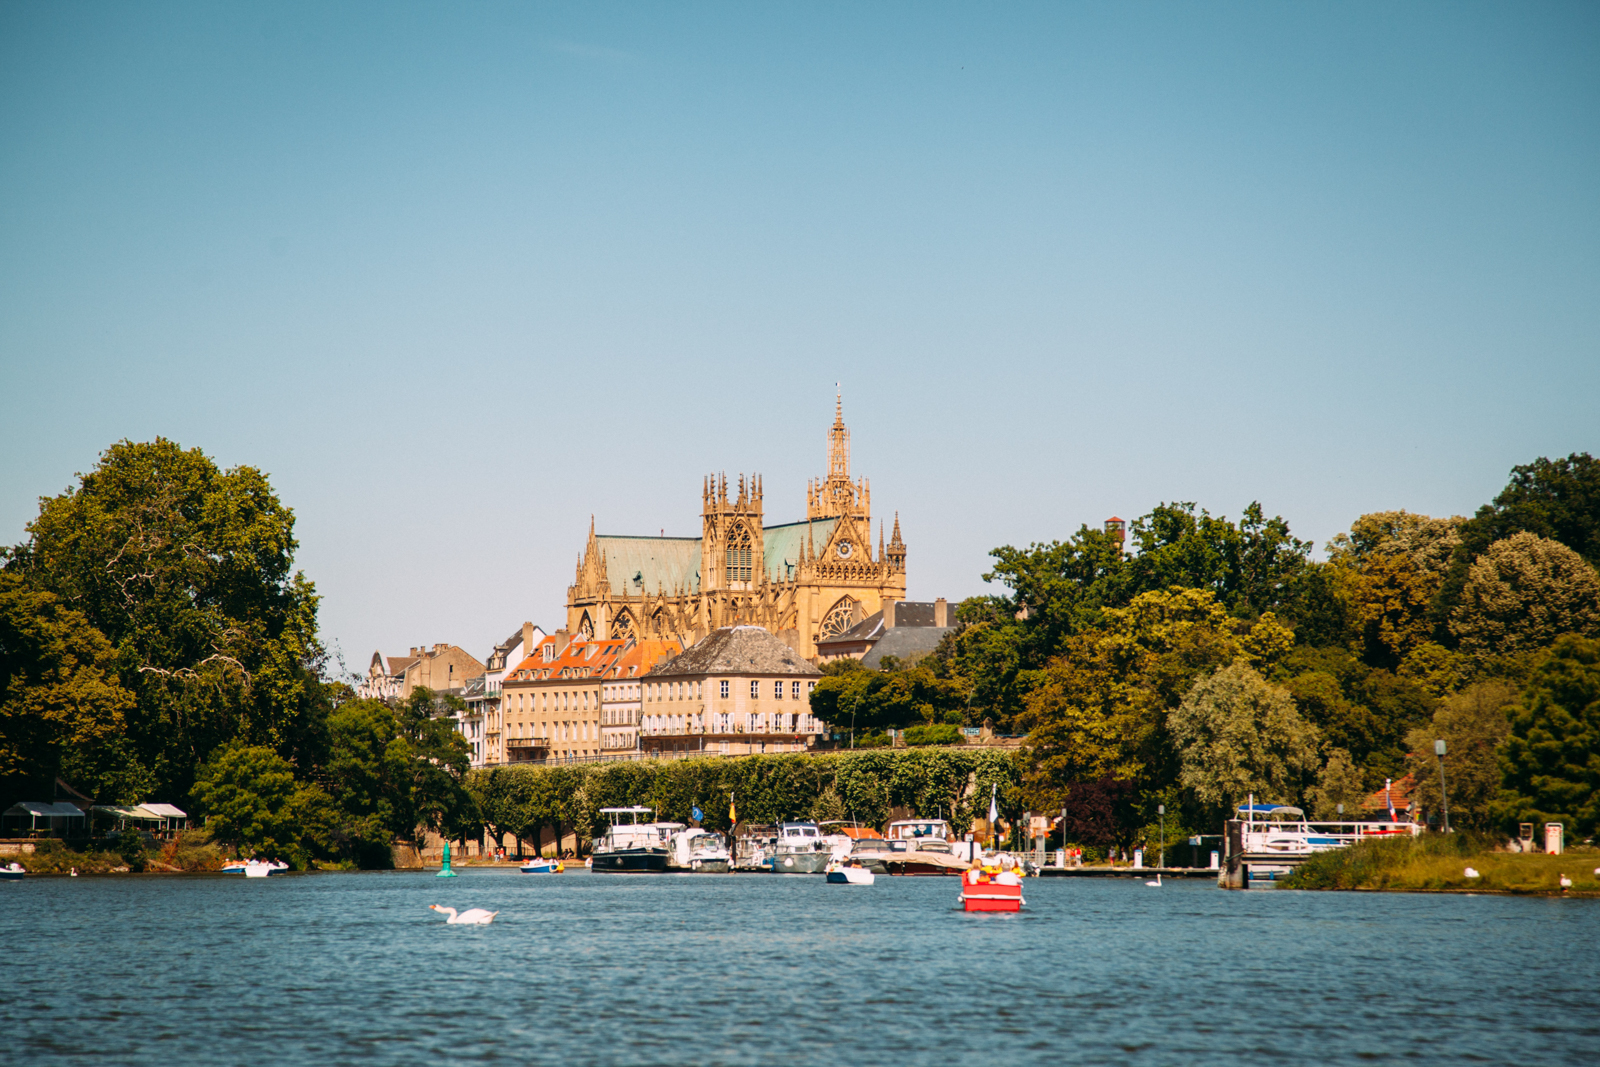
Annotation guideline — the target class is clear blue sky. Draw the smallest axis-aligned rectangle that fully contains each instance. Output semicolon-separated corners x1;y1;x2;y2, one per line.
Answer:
2;2;1596;674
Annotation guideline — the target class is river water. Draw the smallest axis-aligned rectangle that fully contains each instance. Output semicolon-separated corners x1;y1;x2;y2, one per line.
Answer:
3;868;1595;1065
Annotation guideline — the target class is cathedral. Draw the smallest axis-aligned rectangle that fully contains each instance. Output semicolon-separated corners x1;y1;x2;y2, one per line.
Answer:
565;398;908;660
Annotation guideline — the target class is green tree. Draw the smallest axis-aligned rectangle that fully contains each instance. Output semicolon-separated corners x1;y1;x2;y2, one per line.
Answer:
191;743;298;859
1438;452;1600;627
1016;587;1294;813
1404;681;1516;831
3;438;332;800
324;699;411;861
398;687;478;843
1305;748;1366;820
1495;635;1600;836
1457;452;1600;567
1449;532;1600;655
0;573;140;806
1325;511;1463;667
1169;661;1324;826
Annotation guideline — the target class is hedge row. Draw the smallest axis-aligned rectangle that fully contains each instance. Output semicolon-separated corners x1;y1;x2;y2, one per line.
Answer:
465;747;1023;848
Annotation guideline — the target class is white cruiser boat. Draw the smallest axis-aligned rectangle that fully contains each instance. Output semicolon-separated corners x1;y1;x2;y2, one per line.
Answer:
1221;799;1422;889
771;821;830;874
590;807;683;874
668;828;731;873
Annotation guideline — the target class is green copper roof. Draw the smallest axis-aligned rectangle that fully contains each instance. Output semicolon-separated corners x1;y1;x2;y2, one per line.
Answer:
763;518;838;582
596;517;839;594
597;535;702;595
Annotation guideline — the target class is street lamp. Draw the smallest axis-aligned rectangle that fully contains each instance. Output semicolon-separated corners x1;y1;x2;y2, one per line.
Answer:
1158;804;1165;870
1435;739;1451;833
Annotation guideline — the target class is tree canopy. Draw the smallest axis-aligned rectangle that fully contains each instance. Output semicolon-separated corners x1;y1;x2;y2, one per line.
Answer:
3;438;329;802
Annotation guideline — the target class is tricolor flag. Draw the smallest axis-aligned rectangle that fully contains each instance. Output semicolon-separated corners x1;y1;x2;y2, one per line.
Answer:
987;783;998;826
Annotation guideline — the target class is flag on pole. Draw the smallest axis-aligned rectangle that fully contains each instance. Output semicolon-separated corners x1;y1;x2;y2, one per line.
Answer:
988;783;998;825
728;793;738;826
1385;778;1396;822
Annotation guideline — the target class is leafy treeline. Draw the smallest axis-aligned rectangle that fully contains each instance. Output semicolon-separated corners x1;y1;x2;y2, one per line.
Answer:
809;456;1600;848
4;439;1596;865
0;440;475;867
467;748;1021;854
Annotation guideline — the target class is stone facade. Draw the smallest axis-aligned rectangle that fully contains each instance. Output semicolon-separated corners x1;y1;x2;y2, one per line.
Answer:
360;643;485;702
565;399;907;660
638;626;824;758
599;638;682;753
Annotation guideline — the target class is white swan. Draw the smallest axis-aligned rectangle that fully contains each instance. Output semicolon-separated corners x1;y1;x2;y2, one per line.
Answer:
1464;867;1480;879
430;905;498;925
1145;873;1162;887
1559;875;1572;891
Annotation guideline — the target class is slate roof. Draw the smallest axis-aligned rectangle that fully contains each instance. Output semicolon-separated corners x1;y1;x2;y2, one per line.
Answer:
644;626;822;678
860;626;956;669
826;602;945;645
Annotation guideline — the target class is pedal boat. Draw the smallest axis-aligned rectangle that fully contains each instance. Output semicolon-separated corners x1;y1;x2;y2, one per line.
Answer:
520;858;564;874
959;867;1024;912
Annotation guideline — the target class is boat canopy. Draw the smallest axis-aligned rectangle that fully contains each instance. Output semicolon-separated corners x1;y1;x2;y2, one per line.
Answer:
600;806;655;824
1237;804;1303;816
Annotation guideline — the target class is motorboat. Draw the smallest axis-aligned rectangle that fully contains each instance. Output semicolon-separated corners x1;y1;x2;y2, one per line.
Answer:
885;817;953;846
820;820;884;860
0;861;26;880
959;862;1025;912
732;826;777;872
590;807;682;873
824;857;875;885
1220;797;1423;889
771;821;830;874
519;857;564;874
242;859;287;878
668;828;731;873
842;836;901;874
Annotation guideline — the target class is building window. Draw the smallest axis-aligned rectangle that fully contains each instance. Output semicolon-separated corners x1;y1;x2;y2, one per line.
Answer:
726;525;752;584
808;682;816;693
720;679;729;699
774;680;783;699
791;681;801;699
749;680;759;699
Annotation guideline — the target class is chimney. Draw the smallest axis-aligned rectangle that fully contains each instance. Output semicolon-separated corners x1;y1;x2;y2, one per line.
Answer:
882;600;897;628
522;621;534;659
409;647;419;658
934;598;948;627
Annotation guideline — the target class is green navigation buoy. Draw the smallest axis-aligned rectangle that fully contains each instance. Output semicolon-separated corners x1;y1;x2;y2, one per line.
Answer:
437;839;457;878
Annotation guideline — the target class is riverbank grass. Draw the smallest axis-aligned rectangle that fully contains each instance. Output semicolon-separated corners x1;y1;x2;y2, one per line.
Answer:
1282;833;1600;895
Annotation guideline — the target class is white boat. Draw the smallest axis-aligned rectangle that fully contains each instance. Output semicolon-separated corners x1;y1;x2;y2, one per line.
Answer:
824;857;875;885
242;860;287;878
0;861;26;881
771;821;830;874
519;857;564;874
668;828;731;873
1223;800;1423;889
590;807;683;873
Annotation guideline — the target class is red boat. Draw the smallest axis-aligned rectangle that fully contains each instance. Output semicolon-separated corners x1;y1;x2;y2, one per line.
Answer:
959;871;1025;912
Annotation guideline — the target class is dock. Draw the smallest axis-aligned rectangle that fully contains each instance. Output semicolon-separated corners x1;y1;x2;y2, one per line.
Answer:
1038;865;1215;879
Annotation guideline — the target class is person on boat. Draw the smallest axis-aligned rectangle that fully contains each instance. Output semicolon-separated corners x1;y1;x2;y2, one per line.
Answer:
995;855;1022;885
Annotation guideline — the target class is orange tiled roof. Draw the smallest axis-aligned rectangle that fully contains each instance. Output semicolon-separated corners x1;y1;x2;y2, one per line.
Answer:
1361;773;1418;814
504;636;627;683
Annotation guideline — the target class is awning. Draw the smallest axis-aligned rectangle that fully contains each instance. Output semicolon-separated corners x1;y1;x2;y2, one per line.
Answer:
4;802;86;818
136;804;187;819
